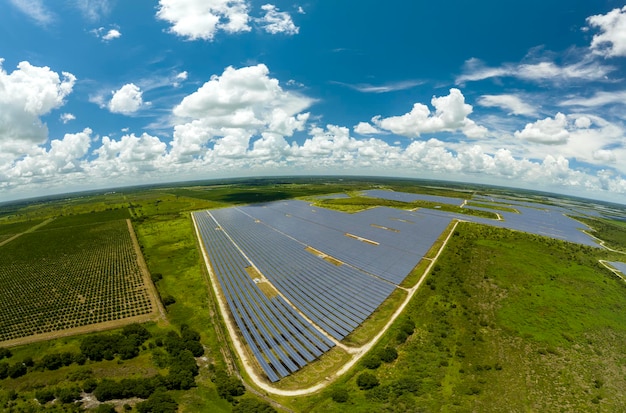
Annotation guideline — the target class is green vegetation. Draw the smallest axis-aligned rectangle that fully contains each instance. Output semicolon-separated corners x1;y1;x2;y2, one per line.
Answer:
0;218;154;343
466;201;519;213
293;223;626;412
313;195;498;219
575;216;626;252
0;177;625;411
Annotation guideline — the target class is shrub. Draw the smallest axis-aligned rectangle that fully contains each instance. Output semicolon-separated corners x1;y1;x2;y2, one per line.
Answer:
0;348;12;360
8;362;27;378
330;387;349;403
357;372;379;390
231;398;277;413
34;388;55;404
378;347;398;363
362;354;382;370
136;389;178;413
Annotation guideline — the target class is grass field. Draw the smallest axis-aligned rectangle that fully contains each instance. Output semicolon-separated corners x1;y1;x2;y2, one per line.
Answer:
291;223;626;412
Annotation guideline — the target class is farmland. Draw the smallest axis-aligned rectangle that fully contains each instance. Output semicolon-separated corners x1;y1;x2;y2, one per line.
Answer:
0;214;158;345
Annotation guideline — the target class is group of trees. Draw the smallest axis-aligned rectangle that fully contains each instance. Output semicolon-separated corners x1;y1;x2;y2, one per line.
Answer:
80;323;151;361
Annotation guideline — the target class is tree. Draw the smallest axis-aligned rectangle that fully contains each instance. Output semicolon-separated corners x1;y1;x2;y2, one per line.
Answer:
0;348;12;360
361;354;381;370
94;404;116;413
8;362;27;379
330;387;349;403
136;389;178;413
357;372;379;390
34;388;55;404
41;353;63;370
378;347;398;363
55;386;81;404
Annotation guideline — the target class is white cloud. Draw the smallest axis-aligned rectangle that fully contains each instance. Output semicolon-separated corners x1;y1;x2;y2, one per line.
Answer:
60;113;76;124
0;60;76;153
372;88;487;139
170;64;313;161
477;94;537;116
173;71;188;87
8;0;54;26
156;0;251;41
72;0;113;21
587;6;626;57
9;129;92;180
457;57;614;84
92;26;122;42
108;83;144;114
514;113;570;144
354;122;384;135
561;90;626;107
258;4;299;35
103;29;121;41
332;80;422;93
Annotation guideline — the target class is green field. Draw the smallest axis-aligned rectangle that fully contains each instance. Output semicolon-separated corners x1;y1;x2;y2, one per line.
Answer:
292;223;626;412
0;217;155;344
0;177;625;412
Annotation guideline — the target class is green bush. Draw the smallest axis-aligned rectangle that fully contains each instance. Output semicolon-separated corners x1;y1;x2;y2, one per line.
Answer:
330;387;349;403
357;372;380;390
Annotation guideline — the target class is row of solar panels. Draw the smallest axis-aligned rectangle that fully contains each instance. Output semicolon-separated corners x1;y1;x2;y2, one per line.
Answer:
194;211;335;382
210;207;396;340
235;201;452;284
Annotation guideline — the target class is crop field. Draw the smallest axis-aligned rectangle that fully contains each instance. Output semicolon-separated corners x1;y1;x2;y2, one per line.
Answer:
0;217;156;344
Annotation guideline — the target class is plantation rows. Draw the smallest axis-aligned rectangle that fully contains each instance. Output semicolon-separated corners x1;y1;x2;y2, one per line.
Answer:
0;220;153;342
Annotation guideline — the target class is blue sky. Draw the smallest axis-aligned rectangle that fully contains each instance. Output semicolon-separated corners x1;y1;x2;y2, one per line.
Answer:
2;1;626;203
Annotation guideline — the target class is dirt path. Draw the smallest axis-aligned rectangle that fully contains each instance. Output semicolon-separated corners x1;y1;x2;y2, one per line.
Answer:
192;212;459;396
599;260;626;282
127;219;167;323
0;217;55;247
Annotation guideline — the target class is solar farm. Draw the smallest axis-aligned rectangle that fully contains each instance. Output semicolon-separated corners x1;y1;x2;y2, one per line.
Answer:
193;198;454;382
193;189;608;383
0;218;158;344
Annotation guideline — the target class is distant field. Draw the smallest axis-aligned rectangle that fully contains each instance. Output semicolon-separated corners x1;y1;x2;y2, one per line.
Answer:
0;217;155;344
0;219;45;243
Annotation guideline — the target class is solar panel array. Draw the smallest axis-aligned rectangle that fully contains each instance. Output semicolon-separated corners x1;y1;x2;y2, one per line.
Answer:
194;198;455;382
236;201;452;284
194;211;335;382
609;261;626;276
366;190;600;246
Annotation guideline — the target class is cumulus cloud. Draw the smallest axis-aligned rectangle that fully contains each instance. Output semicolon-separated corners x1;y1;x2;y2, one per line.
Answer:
92;26;122;41
587;6;626;57
60;113;76;124
258;4;299;35
8;128;92;180
354;122;384;135
170;64;313;161
108;83;144;114
477;94;537;116
156;0;251;40
0;60;76;153
457;57;614;84
514;113;570;144
371;88;487;139
8;0;54;26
